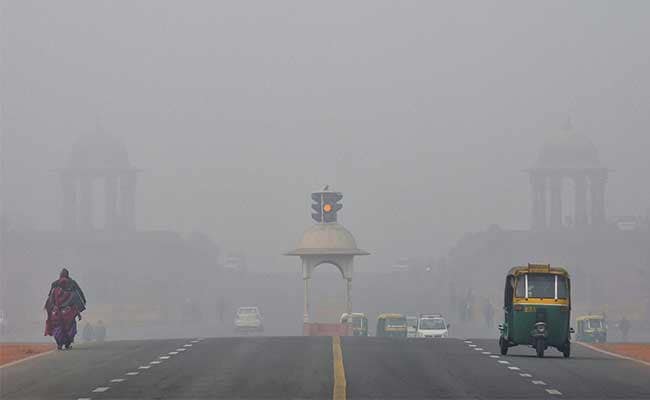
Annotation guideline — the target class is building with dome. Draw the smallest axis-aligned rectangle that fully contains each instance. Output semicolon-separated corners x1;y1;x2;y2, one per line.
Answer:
527;124;609;231
58;131;138;233
286;198;369;323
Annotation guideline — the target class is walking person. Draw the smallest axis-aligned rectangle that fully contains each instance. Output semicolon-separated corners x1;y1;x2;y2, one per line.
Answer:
44;268;87;350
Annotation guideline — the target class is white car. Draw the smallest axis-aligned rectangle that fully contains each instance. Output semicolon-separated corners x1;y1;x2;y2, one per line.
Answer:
417;314;449;338
234;307;264;333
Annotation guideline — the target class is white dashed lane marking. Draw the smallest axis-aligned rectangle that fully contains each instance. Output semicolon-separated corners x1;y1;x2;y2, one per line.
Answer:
176;348;187;351
481;351;491;355
519;373;532;378
110;378;125;383
150;361;162;364
159;356;171;360
126;372;139;376
474;348;484;351
532;380;547;385
184;344;192;347
498;360;510;364
546;389;562;395
92;387;110;393
489;355;500;358
140;365;152;369
508;366;521;370
468;344;477;347
464;340;472;343
168;351;178;355
78;398;92;400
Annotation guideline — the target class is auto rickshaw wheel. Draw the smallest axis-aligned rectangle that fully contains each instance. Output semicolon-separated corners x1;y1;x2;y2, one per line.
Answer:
562;342;571;358
499;337;508;355
535;339;545;358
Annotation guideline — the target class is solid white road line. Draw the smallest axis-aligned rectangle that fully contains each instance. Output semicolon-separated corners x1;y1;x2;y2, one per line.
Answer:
110;379;125;383
532;380;547;385
546;389;562;395
92;387;110;393
126;372;139;376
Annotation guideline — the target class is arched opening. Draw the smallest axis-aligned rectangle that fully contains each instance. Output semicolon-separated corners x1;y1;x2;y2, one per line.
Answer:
310;262;346;323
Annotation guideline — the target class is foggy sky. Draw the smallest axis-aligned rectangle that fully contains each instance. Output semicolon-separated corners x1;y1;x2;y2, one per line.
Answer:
2;0;649;271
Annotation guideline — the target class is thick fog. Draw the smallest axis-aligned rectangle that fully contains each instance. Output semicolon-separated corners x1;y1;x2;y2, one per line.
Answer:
1;1;650;340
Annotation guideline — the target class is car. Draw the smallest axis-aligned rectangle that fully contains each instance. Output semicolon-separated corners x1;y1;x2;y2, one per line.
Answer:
234;306;264;333
417;314;449;338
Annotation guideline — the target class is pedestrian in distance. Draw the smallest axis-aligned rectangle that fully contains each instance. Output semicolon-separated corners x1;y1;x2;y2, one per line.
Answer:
95;320;106;342
618;316;630;342
82;321;94;342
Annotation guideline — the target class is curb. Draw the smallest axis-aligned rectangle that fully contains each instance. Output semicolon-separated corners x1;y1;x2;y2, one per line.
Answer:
577;342;650;367
0;349;56;369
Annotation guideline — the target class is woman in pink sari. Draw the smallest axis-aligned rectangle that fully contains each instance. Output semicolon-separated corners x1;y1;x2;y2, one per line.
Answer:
44;268;86;350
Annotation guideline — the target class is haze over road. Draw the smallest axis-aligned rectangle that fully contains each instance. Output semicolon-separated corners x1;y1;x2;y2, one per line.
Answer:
2;337;649;399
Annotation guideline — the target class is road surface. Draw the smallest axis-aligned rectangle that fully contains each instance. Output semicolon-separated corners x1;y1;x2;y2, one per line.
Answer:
2;337;649;399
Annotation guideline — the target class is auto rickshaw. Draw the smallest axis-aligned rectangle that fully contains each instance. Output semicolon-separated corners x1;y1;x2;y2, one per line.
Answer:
498;264;573;358
340;312;369;336
575;314;607;343
376;313;407;338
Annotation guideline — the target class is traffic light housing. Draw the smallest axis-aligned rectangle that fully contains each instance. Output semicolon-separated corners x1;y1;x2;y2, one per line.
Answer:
311;191;343;223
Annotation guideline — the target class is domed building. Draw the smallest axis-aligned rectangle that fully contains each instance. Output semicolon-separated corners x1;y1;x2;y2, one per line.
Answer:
58;130;138;233
527;124;609;231
286;197;369;324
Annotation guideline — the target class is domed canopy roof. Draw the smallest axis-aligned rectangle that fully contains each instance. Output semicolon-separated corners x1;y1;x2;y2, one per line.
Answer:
67;133;132;170
286;223;369;256
535;132;601;169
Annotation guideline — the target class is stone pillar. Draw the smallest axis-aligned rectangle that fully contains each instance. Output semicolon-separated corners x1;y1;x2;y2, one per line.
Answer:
345;278;352;314
303;277;310;323
120;171;137;231
530;172;547;230
549;174;563;230
573;174;588;228
79;175;93;231
60;172;77;231
105;174;118;232
590;171;607;228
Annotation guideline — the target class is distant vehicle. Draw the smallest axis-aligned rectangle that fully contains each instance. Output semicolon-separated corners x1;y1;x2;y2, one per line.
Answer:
575;314;607;343
417;314;449;338
234;307;263;333
340;313;368;336
376;313;407;338
406;316;418;338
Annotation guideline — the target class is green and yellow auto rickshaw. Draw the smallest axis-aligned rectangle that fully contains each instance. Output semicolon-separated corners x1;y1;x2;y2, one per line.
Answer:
499;264;573;358
376;313;407;338
576;314;607;343
340;312;369;336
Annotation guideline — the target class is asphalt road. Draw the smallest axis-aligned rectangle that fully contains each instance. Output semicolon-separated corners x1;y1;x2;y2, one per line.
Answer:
1;336;649;399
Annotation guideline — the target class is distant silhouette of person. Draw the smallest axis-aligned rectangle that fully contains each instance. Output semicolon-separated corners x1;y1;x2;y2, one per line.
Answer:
82;321;94;342
484;300;494;328
618;317;630;342
95;320;106;342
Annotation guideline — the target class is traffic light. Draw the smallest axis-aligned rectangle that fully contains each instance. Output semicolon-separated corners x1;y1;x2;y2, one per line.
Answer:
311;192;323;222
322;192;342;223
311;191;343;223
